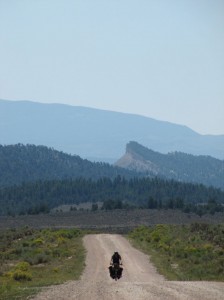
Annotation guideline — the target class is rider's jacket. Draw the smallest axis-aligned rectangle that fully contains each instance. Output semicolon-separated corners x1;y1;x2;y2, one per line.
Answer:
111;252;121;264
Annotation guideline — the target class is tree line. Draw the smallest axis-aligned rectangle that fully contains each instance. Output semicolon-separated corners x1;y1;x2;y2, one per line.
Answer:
0;176;223;216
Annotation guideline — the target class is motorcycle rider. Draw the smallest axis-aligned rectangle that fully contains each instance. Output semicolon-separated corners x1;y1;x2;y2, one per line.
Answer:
109;251;123;279
111;251;122;265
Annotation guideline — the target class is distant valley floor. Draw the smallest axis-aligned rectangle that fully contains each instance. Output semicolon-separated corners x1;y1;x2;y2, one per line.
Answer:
0;209;223;230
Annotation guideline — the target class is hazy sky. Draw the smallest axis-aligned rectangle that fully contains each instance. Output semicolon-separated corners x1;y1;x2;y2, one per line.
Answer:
0;0;223;135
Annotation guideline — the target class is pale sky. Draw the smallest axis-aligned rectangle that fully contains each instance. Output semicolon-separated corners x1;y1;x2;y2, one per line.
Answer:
0;0;224;135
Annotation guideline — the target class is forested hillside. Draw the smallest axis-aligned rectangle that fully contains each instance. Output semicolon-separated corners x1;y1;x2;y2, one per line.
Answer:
0;144;138;187
1;144;223;217
115;142;224;189
0;177;223;216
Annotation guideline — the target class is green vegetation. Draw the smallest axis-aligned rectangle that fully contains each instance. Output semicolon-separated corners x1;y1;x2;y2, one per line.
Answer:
0;227;86;299
129;223;224;281
146;196;224;216
1;143;223;190
1;175;223;216
0;144;136;187
125;141;224;189
0;144;223;217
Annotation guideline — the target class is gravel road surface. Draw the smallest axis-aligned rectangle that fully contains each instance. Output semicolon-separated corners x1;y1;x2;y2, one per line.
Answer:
33;234;224;300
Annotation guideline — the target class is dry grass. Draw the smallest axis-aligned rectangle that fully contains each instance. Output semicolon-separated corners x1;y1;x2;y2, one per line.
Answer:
0;209;223;232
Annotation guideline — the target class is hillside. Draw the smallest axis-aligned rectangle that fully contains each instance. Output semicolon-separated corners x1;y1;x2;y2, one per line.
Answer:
1;99;224;161
1;144;223;216
0;144;137;187
115;141;224;190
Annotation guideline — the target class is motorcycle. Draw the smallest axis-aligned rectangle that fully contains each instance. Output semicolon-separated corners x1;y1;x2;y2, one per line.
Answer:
109;263;123;281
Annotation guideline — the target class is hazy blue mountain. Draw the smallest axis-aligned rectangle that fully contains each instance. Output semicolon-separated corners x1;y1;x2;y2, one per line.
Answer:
115;141;224;190
0;99;224;161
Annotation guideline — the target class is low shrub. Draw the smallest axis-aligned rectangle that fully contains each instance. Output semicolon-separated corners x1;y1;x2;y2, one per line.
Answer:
32;238;44;246
12;270;32;281
129;223;224;281
15;261;30;271
0;227;85;299
4;261;32;281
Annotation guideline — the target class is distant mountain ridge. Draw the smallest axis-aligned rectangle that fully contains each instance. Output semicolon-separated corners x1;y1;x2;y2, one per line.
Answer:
0;144;137;187
0;99;224;161
115;141;224;190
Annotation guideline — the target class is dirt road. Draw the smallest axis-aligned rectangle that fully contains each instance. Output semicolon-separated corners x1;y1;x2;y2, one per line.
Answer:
33;234;224;300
